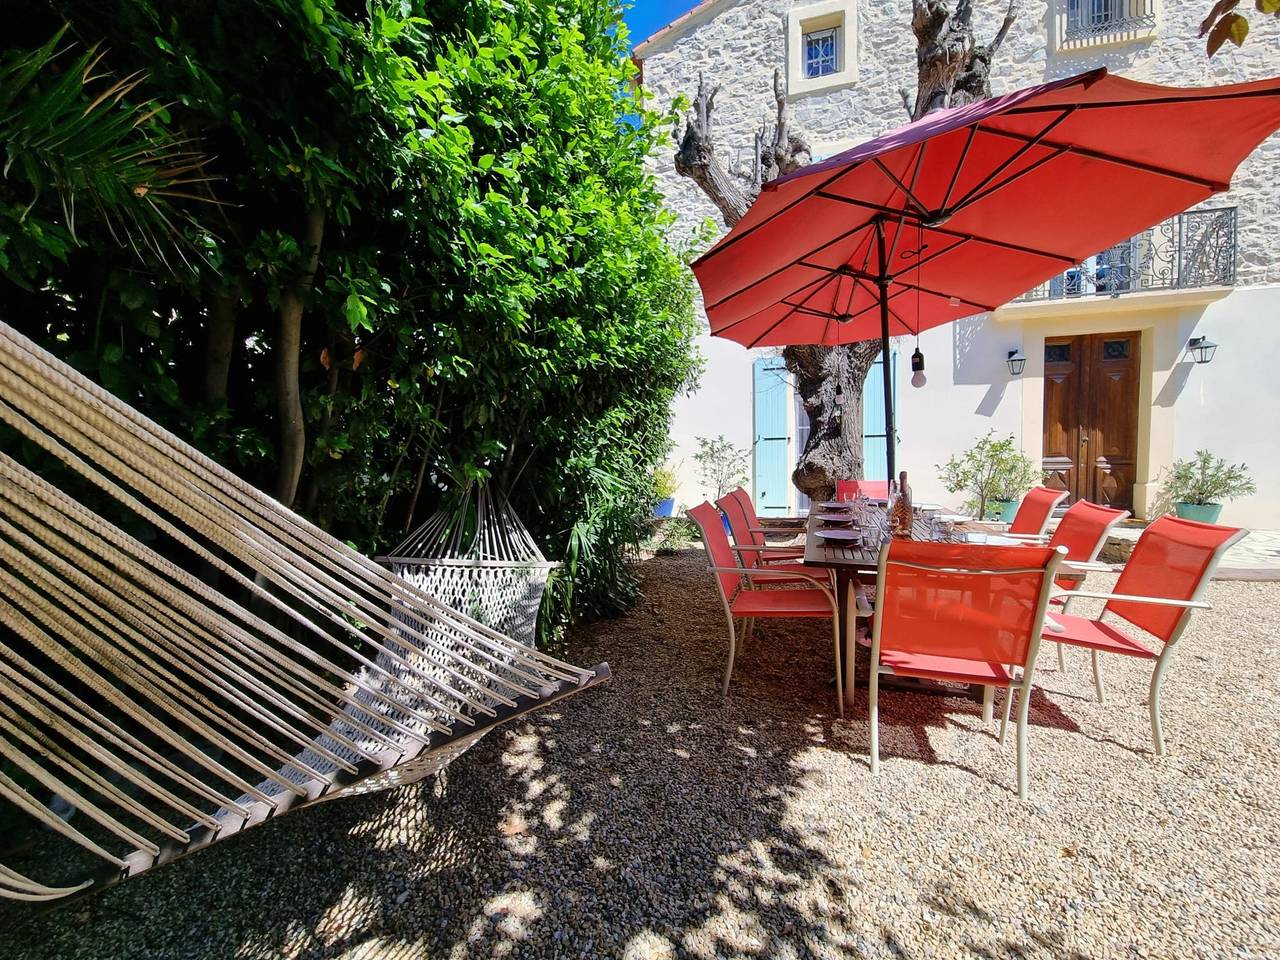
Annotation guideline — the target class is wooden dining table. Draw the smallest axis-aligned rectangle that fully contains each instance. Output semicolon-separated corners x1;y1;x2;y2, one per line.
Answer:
798;505;995;715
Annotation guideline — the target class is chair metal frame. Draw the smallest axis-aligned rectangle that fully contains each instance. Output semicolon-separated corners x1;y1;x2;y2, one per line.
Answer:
867;540;1067;799
1043;517;1246;754
689;502;860;716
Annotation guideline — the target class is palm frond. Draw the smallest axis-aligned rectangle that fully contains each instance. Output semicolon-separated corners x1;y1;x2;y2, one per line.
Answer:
0;27;219;272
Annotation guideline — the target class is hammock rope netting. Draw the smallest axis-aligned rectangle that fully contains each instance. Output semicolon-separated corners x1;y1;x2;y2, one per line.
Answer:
381;483;559;649
0;321;608;902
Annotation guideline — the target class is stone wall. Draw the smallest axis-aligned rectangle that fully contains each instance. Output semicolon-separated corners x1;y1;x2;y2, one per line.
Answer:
641;0;1280;284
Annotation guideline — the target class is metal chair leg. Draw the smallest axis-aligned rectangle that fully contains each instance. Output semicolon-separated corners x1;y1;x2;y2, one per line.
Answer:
869;668;880;775
998;682;1015;745
1149;653;1174;756
1091;649;1105;703
1056;642;1065;672
1016;680;1033;800
831;620;844;719
722;617;738;696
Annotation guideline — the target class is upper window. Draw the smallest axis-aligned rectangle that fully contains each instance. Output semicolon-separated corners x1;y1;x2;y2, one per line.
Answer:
1057;0;1158;50
786;1;857;98
804;27;839;79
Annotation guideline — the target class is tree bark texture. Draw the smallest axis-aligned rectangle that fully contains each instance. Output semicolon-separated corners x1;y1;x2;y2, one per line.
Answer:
274;204;325;508
204;284;239;406
674;5;1016;502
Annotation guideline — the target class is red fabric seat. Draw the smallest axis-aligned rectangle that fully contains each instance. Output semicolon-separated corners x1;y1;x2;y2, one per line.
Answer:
880;650;1013;686
730;588;833;618
1045;612;1157;659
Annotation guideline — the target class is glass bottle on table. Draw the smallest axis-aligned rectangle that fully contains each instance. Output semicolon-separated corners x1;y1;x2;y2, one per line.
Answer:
890;470;913;538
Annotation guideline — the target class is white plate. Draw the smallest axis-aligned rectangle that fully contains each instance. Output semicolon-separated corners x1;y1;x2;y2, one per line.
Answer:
937;514;972;523
816;513;856;523
815;529;863;542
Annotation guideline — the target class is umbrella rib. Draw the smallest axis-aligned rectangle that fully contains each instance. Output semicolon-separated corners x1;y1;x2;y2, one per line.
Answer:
977;126;1230;192
946;145;1071;219
873;157;930;218
944;107;1077;214
1001;86;1280;116
743;272;839;348
891;276;996;313
886;237;969;281
940;125;979;212
705;221;875;312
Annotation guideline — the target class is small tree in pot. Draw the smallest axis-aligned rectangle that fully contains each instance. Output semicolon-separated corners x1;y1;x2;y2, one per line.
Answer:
652;464;678;518
938;431;1044;522
1158;450;1256;523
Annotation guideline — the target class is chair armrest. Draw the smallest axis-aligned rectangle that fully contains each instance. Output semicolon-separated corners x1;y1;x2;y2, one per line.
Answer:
731;544;803;554
1050;589;1211;610
708;565;835;592
1061;560;1124;574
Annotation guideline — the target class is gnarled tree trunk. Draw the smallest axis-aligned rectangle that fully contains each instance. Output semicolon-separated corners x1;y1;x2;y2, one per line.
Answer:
275;204;325;508
674;3;1017;502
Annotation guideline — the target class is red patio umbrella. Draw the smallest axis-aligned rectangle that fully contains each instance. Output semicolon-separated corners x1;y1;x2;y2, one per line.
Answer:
692;68;1280;479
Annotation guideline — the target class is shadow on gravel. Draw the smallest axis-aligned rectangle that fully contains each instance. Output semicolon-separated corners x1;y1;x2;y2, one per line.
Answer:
3;546;1076;959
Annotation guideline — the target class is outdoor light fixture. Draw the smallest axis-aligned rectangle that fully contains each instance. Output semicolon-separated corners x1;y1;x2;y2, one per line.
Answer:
1187;336;1218;364
910;347;927;388
1007;349;1027;376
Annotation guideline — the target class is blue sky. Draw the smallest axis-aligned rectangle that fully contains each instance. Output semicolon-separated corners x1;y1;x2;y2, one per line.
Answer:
621;0;702;49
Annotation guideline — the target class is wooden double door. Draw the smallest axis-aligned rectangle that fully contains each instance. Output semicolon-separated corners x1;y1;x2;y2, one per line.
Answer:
1041;331;1140;511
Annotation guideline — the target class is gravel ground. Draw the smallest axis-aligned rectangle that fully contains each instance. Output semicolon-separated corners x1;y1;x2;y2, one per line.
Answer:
4;546;1279;959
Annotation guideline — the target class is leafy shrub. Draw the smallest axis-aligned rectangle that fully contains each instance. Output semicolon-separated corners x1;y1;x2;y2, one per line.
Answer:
1;0;700;642
1159;450;1256;507
937;431;1043;519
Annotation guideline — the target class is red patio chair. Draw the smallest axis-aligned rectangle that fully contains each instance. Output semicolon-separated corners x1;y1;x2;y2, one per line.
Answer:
726;485;805;533
868;540;1066;799
1042;515;1244;754
688;502;855;714
998;486;1069;537
836;479;889;500
1040;499;1129;668
717;491;804;568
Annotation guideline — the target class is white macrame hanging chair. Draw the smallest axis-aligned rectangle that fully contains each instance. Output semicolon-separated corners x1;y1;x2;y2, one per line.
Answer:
0;321;608;903
380;483;558;649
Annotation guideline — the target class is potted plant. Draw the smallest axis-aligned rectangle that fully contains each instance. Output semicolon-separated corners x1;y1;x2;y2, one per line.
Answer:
937;431;1044;522
1159;450;1256;523
653;465;678;518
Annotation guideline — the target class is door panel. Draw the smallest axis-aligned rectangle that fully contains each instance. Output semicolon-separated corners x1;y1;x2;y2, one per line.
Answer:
1041;337;1082;502
1086;333;1140;510
1041;332;1139;510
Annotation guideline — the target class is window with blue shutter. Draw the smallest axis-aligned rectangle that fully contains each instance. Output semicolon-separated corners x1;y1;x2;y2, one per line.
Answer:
862;349;897;481
752;357;791;516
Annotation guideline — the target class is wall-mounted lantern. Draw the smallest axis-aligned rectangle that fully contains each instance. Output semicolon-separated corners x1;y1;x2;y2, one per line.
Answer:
1006;349;1027;376
1187;336;1218;364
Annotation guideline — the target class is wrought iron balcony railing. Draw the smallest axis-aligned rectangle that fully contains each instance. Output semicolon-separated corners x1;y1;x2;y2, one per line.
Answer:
1063;0;1157;43
1016;206;1237;303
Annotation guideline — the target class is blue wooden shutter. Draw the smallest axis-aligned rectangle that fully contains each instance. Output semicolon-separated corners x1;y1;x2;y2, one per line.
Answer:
862;349;897;481
752;357;790;516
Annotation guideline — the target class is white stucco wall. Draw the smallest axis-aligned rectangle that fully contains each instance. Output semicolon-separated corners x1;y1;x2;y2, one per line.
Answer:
641;0;1280;521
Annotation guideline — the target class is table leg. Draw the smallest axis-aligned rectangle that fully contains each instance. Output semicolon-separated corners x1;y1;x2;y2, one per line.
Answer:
836;569;855;708
982;685;994;724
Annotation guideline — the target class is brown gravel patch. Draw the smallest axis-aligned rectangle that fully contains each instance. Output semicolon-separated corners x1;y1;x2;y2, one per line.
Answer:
3;546;1278;959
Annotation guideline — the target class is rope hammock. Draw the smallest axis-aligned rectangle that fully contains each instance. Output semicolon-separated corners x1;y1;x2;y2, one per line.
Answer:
380;484;558;649
0;322;608;902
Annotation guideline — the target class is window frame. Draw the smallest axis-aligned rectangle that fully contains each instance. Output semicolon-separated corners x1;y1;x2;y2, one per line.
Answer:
786;0;857;98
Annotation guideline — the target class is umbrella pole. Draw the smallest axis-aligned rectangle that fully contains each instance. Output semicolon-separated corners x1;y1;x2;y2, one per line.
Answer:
874;218;896;482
